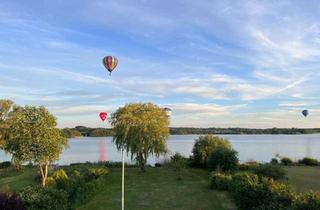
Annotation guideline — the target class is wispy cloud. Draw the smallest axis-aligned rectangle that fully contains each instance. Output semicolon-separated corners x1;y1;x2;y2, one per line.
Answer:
1;0;320;127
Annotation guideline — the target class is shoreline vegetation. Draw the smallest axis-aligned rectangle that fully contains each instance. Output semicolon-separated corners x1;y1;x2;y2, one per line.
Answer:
62;126;320;138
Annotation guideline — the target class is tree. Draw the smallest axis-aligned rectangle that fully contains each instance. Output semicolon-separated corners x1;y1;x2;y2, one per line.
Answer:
0;99;15;148
2;105;68;186
111;103;169;171
192;135;231;168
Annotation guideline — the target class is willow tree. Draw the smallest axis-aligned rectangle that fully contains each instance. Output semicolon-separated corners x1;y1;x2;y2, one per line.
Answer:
2;105;68;186
0;99;15;148
111;103;170;171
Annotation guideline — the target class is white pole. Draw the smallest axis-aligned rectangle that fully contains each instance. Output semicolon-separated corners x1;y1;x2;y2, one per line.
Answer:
122;149;125;210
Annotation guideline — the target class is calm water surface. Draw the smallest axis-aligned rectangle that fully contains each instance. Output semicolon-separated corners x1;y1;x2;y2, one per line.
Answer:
1;135;320;165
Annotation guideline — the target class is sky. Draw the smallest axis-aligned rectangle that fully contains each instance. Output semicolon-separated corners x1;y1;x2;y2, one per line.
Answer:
0;0;320;128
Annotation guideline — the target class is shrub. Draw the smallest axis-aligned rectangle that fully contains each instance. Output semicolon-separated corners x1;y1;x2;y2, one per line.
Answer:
0;192;25;210
238;162;261;171
210;172;232;190
230;172;263;210
229;173;295;210
281;157;293;166
170;153;187;180
191;135;231;168
208;147;239;172
253;164;287;180
47;169;70;189
89;167;109;179
294;191;320;210
19;186;69;210
0;161;11;169
259;178;296;209
298;157;318;166
67;175;106;205
104;161;136;168
270;158;279;164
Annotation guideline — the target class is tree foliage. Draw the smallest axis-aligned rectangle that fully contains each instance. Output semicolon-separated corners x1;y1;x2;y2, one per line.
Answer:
208;147;239;172
0;99;15;149
192;135;231;168
111;103;169;171
2;105;68;186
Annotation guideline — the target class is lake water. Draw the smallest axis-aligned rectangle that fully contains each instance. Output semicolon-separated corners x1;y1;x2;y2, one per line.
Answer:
1;135;320;165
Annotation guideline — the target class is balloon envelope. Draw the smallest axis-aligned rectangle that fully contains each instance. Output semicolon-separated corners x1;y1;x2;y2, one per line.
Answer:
99;112;107;121
302;110;309;117
102;56;118;75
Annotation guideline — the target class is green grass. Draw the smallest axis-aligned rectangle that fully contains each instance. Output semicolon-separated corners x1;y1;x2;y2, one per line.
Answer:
77;167;235;210
285;166;320;192
2;164;320;209
0;167;38;191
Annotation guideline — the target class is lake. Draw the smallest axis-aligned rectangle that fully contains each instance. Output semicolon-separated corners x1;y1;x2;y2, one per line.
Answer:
1;134;320;165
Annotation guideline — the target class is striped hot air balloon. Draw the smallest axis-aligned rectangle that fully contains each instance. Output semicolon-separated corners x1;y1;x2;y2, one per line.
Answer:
102;56;118;76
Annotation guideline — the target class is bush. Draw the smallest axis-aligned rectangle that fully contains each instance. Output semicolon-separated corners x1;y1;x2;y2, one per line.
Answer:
253;164;287;180
298;157;318;166
230;172;263;210
89;167;109;179
208;148;239;172
294;191;320;210
104;161;136;168
238;162;261;171
270;158;279;164
229;173;295;210
67;175;106;205
258;178;296;210
47;169;70;189
191;135;231;168
210;172;232;190
0;192;25;210
0;161;11;169
281;157;293;166
19;186;69;210
170;153;188;180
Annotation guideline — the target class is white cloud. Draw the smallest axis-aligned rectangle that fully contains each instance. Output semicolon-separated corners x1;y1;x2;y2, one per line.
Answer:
50;105;116;116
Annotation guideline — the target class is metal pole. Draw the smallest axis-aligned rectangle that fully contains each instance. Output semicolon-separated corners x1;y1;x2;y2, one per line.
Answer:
122;149;125;210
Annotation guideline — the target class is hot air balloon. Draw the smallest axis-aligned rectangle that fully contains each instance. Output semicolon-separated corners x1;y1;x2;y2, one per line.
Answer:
163;107;172;117
102;56;118;76
302;110;309;117
99;112;107;122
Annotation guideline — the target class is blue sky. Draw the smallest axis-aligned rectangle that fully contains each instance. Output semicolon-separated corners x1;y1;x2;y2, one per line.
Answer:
1;0;320;128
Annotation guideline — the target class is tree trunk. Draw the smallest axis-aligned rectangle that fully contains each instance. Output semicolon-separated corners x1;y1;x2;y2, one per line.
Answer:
138;153;145;172
40;162;49;187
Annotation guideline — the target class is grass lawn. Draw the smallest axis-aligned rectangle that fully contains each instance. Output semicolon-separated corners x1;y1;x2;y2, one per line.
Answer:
77;167;235;210
0;167;38;191
2;165;320;210
285;166;320;192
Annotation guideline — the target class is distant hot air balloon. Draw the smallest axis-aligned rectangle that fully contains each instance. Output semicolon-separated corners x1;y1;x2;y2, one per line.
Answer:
302;110;309;117
102;56;118;76
99;112;107;122
163;107;172;117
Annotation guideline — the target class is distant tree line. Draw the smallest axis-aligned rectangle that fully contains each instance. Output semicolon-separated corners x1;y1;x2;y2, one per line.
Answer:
169;127;320;135
61;126;320;138
61;126;114;138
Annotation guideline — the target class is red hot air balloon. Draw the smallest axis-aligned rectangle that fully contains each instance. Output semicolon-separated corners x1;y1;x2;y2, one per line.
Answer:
102;56;118;76
99;112;107;122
